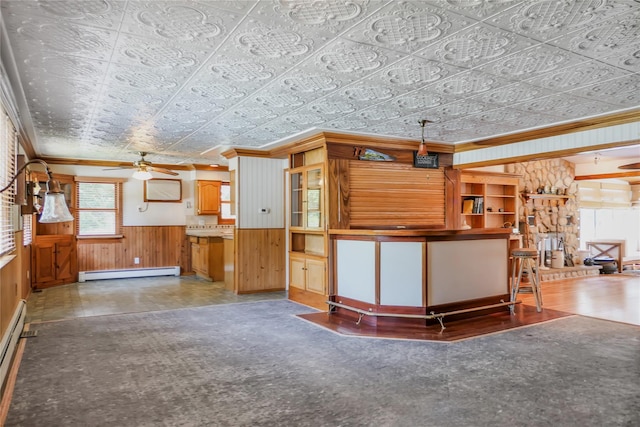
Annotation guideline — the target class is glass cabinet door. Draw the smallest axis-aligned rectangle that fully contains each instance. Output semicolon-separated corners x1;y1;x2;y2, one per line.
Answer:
305;167;322;229
290;170;303;228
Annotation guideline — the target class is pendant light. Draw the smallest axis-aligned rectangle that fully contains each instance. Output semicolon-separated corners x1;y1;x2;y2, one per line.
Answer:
417;119;431;156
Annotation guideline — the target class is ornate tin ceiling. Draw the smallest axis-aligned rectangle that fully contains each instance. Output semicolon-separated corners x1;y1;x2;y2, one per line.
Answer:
1;0;639;166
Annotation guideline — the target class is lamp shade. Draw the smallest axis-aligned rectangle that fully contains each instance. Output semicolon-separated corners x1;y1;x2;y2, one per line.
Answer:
132;169;153;180
39;192;74;223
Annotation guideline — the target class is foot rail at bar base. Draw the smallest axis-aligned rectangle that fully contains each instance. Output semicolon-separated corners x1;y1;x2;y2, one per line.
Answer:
326;300;521;330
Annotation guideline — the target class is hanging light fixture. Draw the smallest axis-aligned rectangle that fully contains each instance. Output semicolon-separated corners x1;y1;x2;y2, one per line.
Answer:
0;159;73;223
417;119;431;156
132;166;153;180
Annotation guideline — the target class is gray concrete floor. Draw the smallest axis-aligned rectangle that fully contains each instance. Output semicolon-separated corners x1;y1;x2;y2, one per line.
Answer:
26;275;286;323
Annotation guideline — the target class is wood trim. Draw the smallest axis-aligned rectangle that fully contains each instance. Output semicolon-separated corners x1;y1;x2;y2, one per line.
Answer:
74;176;127;183
455;108;640;153
574;171;640;180
453;139;640;169
192;164;229;172
221;148;274;159
39;156;191;170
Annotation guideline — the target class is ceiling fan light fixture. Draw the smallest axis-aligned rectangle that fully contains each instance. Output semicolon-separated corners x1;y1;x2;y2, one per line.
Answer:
132;168;153;180
417;119;430;156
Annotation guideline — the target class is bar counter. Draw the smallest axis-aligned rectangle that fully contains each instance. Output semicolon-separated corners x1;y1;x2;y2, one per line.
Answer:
328;228;514;322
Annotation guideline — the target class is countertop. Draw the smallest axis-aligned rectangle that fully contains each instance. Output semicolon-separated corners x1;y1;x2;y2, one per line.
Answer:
186;228;234;239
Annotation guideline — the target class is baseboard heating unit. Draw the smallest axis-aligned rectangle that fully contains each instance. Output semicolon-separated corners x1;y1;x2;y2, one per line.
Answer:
1;300;26;395
78;266;180;282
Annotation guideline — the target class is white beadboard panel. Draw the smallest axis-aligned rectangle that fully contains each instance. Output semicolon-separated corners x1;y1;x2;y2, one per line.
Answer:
379;241;424;307
336;240;376;305
454;121;640;166
237;157;286;229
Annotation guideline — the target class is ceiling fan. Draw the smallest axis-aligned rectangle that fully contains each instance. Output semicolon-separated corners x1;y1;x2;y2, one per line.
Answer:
618;162;640;170
105;152;179;180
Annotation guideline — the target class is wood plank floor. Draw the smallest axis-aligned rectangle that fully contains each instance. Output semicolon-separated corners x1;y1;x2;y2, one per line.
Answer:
519;273;640;326
298;274;640;342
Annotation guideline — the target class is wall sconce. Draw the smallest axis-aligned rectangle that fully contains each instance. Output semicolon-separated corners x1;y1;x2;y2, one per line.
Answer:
0;159;73;223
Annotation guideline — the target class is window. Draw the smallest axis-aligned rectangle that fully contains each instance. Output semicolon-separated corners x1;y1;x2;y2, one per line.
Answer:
75;178;123;237
219;181;235;224
22;214;32;246
0;109;17;256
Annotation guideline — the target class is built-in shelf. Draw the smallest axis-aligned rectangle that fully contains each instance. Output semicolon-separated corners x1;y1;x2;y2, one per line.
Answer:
522;193;574;206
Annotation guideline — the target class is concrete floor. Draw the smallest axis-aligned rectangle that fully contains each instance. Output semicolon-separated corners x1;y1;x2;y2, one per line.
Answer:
26;275;286;323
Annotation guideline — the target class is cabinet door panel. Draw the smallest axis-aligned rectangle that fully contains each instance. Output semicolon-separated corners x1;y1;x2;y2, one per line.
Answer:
56;240;75;281
289;257;306;290
34;243;56;283
305;258;326;294
197;181;221;215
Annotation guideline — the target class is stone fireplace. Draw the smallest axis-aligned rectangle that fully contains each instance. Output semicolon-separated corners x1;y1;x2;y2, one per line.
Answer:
506;159;579;264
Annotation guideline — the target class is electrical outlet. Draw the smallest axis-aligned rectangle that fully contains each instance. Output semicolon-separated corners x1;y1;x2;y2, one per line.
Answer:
134;257;140;264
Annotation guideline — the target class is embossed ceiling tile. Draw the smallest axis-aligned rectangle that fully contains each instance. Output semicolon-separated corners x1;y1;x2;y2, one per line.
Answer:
416;22;537;69
568;74;640;107
0;0;126;31
513;93;616;119
229;16;318;66
488;0;633;42
304;97;359;121
310;38;404;77
110;33;208;71
477;44;586;81
471;82;554;106
378;56;465;88
104;62;186;91
343;0;469;54
548;9;640;60
429;70;508;98
524;59;631;91
258;0;371;35
601;47;640;72
337;80;401;109
275;72;344;103
434;0;524;20
119;1;232;47
20;55;109;87
425;97;495;122
9;18;118;61
329;116;375;132
251;92;306;111
386;91;445;116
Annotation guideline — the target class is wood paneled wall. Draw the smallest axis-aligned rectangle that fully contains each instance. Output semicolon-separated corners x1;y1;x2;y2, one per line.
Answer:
348;162;446;228
1;231;29;341
77;226;190;273
235;228;285;293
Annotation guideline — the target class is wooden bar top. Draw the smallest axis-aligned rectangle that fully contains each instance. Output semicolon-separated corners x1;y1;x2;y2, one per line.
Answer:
329;228;513;238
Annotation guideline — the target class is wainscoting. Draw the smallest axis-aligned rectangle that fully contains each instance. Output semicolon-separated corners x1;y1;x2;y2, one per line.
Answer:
76;226;191;274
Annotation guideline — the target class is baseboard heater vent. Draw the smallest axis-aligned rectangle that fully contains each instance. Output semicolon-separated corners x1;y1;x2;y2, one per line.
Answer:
78;266;180;282
1;300;26;394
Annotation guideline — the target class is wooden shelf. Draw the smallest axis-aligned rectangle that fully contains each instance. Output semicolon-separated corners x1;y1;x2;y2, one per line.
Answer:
522;193;573;206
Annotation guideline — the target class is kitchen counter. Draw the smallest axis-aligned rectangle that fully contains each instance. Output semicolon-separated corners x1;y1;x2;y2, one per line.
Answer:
186;227;234;238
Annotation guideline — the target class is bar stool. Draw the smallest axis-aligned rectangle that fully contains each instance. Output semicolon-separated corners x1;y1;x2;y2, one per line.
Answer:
510;248;542;313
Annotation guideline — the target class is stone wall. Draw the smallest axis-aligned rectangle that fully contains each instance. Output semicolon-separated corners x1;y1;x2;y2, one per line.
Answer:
505;159;579;260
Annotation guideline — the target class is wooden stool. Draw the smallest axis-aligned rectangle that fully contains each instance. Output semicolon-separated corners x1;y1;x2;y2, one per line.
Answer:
510;248;542;313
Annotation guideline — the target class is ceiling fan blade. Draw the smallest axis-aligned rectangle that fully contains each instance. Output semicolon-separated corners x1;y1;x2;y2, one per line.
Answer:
618;162;640;170
149;166;179;176
102;166;135;171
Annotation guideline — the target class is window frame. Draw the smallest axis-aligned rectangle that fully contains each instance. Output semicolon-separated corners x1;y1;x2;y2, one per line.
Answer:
0;109;17;257
74;177;125;239
218;181;235;225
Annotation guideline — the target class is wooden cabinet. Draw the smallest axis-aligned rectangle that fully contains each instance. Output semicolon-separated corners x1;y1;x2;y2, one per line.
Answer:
288;147;329;309
32;235;77;288
190;236;224;281
290;164;324;231
289;253;326;295
195;180;221;215
460;171;519;229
